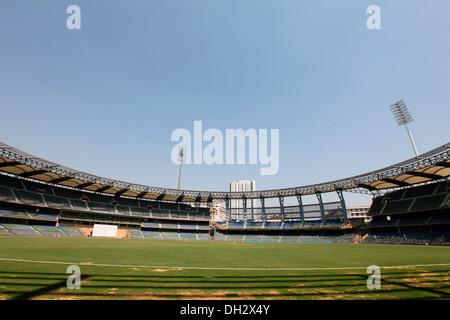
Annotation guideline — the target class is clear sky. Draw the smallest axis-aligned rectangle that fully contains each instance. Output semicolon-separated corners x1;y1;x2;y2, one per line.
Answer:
0;1;449;207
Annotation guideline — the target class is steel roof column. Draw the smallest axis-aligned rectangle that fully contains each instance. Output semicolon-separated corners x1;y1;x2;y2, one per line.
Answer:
296;194;305;224
243;197;247;225
260;197;266;225
336;189;348;221
225;198;231;223
278;195;285;224
315;192;326;224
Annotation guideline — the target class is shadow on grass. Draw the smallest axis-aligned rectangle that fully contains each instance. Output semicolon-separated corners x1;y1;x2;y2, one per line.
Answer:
0;269;449;300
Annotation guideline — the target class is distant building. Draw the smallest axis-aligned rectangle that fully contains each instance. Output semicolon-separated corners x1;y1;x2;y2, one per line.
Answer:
211;200;226;221
230;180;257;210
346;206;371;223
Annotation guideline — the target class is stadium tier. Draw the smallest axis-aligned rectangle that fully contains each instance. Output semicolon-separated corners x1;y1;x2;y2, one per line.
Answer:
0;173;211;239
364;180;450;245
0;141;449;244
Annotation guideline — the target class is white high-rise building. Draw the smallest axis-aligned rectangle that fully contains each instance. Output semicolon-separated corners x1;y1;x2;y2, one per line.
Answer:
211;200;227;222
230;180;257;210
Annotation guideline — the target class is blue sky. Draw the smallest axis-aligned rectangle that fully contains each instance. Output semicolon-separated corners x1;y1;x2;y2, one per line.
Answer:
0;1;449;206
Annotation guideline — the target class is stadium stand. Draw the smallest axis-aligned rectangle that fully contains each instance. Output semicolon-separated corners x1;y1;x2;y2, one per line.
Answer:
0;141;449;244
361;180;450;245
0;172;213;240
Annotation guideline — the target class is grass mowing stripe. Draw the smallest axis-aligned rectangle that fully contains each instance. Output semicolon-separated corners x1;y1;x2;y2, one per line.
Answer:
1;237;450;300
1;257;450;271
2;237;450;269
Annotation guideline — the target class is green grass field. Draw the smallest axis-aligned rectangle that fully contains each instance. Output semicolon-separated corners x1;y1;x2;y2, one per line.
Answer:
0;236;449;300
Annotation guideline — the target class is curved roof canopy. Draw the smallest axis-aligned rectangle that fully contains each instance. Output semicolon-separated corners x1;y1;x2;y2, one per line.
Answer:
0;141;449;202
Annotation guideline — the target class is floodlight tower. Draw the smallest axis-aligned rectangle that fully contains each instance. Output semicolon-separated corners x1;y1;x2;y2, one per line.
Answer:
389;99;419;157
177;146;186;192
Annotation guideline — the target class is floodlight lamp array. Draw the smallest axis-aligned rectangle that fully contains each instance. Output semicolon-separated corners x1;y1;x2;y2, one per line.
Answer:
177;146;187;164
389;100;414;126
